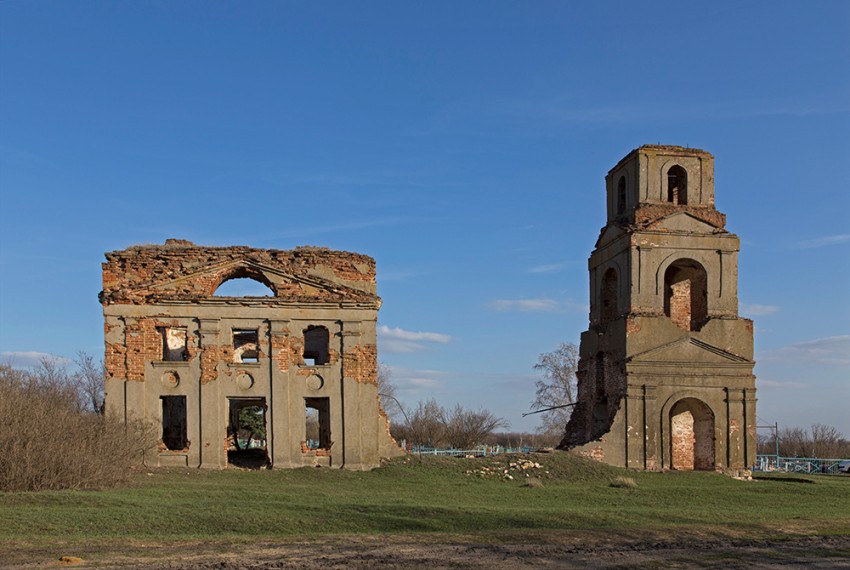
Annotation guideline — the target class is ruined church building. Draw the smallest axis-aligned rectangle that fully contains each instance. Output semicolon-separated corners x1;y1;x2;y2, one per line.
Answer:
562;145;757;471
101;244;403;469
102;144;755;472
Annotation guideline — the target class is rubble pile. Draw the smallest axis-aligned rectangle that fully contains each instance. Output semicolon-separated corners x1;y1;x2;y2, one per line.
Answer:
465;458;549;481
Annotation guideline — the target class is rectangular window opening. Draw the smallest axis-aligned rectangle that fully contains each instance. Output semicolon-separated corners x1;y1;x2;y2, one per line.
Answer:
227;397;269;469
160;327;188;362
305;397;331;450
233;329;259;363
161;395;187;451
303;326;330;365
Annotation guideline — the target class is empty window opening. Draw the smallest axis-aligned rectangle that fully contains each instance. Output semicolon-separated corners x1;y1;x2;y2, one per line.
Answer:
160;327;188;362
600;268;619;322
214;276;275;297
670;398;714;471
233;329;259;363
667;165;688;205
161;396;187;451
305;397;331;450
303;326;330;366
664;259;707;331
227;398;268;469
616;176;626;215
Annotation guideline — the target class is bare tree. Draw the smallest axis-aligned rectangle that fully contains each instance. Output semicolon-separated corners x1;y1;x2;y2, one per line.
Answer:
376;363;403;423
774;424;849;458
397;398;445;448
532;342;578;435
438;404;509;450
73;351;105;414
777;426;807;457
810;424;846;458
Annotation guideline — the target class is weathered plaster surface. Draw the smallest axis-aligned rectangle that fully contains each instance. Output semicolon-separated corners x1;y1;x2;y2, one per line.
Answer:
562;146;757;472
102;240;403;469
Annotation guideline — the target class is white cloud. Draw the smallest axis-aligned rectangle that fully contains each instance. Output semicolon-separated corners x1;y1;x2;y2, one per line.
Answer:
527;262;567;274
741;303;780;316
378;326;451;343
378;325;452;353
487;298;560;312
797;234;850;249
382;365;448;396
761;335;850;366
1;351;71;368
404;377;443;389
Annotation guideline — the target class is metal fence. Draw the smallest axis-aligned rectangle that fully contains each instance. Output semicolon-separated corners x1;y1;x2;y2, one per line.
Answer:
405;445;534;457
755;455;848;475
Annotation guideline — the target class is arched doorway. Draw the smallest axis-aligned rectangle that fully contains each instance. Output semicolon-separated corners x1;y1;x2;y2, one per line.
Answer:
669;398;715;470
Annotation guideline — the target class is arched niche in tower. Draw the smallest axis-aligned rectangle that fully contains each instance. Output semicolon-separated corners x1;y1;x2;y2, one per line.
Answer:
616;176;627;216
664;259;707;331
666;165;688;205
600;267;619;323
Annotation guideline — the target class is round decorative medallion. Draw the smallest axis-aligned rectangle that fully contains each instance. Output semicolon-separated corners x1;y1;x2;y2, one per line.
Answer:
160;371;180;388
306;374;324;391
236;372;254;391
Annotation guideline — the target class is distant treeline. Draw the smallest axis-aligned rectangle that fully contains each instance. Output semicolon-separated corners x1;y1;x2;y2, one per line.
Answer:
757;424;850;458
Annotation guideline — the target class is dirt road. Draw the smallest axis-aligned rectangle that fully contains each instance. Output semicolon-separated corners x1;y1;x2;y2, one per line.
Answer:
6;533;849;569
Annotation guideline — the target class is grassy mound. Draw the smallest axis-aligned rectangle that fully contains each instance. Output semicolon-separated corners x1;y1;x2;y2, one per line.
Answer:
379;450;622;484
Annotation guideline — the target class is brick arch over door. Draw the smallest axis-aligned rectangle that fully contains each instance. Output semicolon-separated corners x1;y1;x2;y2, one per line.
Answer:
659;391;719;471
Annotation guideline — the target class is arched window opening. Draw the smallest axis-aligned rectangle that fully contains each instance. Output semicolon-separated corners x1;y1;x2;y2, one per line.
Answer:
670;398;714;471
667;165;688;205
664;259;707;331
303;326;330;366
213;267;276;297
616;176;627;215
600;268;619;322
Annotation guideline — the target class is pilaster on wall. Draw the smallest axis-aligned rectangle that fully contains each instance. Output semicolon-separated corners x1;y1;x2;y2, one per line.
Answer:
340;322;364;468
625;385;646;469
744;387;758;467
198;318;224;468
268;319;290;466
725;387;746;469
643;386;658;470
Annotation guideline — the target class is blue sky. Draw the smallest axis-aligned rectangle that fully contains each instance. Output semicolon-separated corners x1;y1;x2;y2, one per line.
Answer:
1;2;848;436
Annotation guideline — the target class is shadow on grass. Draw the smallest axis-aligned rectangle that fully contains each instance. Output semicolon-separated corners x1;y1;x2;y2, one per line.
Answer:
753;476;815;484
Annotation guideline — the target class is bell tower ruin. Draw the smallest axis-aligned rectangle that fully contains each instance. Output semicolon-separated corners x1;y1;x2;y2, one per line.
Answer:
561;145;756;471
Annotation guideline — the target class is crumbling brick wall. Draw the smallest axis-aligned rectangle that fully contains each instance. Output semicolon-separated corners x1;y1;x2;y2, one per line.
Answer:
100;239;377;305
563;145;756;471
102;239;402;469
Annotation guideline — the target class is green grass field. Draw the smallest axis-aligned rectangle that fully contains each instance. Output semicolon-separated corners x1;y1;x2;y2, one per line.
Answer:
1;452;848;557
